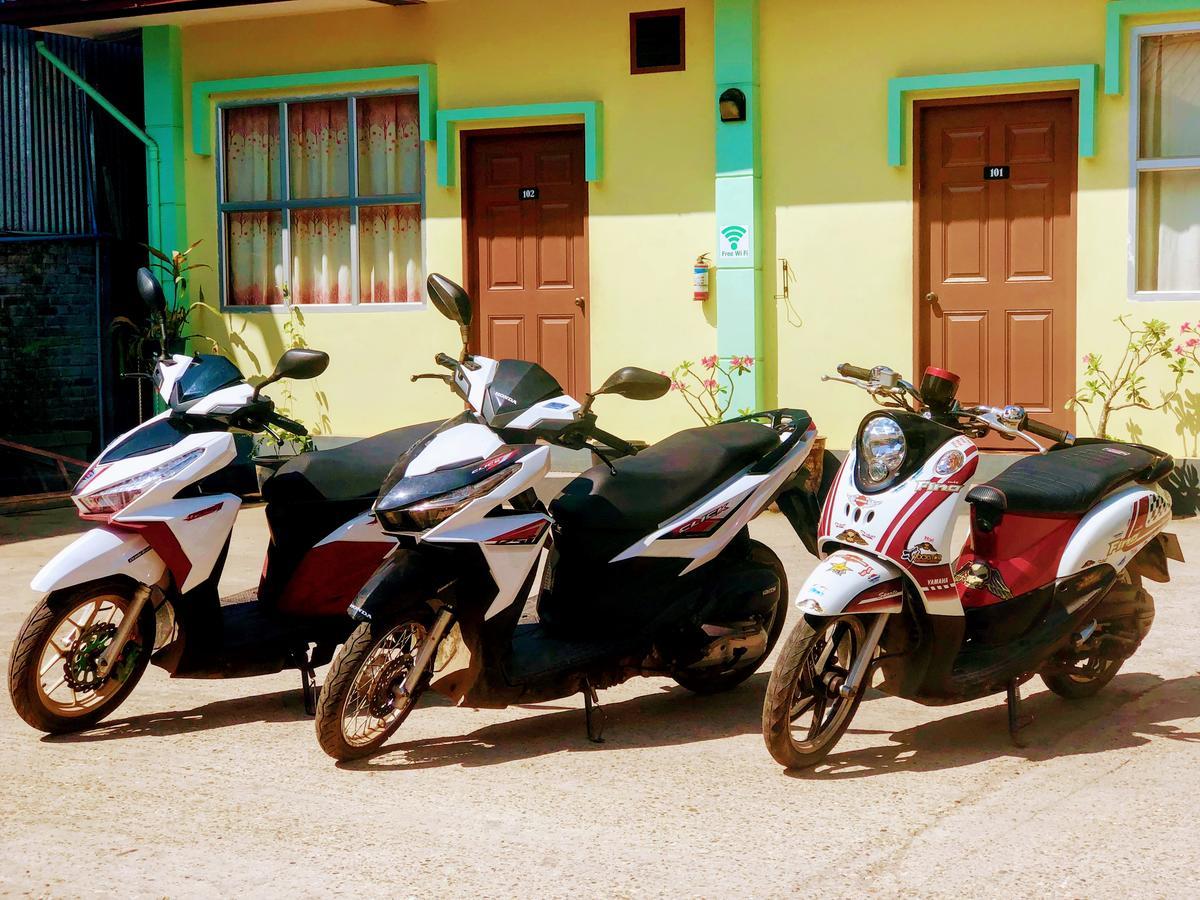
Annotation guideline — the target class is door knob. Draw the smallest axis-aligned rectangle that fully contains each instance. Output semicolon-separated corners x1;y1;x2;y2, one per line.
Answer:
575;296;586;313
925;292;939;304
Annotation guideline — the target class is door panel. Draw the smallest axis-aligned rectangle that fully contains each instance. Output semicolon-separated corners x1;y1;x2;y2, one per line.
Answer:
918;96;1077;444
466;129;590;399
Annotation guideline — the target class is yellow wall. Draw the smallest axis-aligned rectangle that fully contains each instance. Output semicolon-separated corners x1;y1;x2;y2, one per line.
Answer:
761;0;1200;455
180;0;718;442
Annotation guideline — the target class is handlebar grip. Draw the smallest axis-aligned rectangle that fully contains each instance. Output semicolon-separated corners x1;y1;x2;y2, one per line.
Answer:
590;427;636;457
1024;417;1072;445
266;411;308;437
837;363;873;381
434;352;458;370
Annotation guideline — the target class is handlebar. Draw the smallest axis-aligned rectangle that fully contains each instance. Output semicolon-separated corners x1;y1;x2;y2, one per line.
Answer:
265;411;308;437
589;426;636;457
837;362;873;381
434;352;458;370
1023;416;1072;445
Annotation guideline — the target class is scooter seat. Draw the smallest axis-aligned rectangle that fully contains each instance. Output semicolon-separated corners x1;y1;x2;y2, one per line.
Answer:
965;440;1172;519
550;421;781;533
264;420;441;505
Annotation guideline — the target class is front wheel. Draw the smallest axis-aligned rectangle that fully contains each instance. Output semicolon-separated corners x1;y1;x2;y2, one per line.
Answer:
315;607;435;761
761;615;869;769
8;581;155;734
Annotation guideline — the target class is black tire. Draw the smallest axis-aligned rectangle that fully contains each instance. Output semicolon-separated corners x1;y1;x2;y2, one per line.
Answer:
672;540;789;695
8;580;154;734
315;606;435;761
762;615;869;769
1041;572;1141;700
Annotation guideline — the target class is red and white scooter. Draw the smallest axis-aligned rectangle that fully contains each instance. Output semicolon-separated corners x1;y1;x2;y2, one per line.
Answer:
762;362;1184;768
7;268;436;734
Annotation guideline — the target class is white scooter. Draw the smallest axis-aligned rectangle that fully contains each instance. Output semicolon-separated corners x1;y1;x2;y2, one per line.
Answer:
314;274;828;760
7;268;437;733
761;363;1183;768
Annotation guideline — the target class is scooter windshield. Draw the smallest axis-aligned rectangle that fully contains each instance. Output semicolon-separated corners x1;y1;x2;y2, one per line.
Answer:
171;354;246;407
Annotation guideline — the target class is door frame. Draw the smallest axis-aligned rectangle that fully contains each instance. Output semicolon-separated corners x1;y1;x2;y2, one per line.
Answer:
911;90;1079;401
459;123;591;363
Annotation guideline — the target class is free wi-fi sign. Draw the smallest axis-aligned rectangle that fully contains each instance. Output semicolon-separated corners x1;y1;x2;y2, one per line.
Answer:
719;224;750;260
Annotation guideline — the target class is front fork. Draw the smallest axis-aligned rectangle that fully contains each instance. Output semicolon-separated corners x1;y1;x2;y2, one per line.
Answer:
837;612;890;697
95;583;154;678
393;607;455;702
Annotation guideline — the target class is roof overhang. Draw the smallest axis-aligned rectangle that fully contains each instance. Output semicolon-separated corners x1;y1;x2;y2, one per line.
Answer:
0;0;421;30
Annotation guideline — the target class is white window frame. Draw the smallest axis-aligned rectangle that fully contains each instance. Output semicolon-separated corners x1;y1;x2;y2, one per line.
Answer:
1129;21;1200;301
215;89;427;313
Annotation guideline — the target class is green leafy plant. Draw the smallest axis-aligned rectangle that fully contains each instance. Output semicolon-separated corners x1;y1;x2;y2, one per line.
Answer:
255;298;330;455
667;354;755;426
1068;316;1189;438
112;241;220;371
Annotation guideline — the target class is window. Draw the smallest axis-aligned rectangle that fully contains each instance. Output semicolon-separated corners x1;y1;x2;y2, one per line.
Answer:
219;92;423;307
629;8;685;75
1133;26;1200;296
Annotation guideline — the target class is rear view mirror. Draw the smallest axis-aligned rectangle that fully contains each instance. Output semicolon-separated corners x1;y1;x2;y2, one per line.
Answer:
427;273;473;329
254;348;329;399
593;367;671;401
136;267;167;316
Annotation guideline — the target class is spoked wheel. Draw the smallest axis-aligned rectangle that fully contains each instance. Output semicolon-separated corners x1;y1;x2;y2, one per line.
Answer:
315;610;433;761
8;581;154;734
762;615;869;769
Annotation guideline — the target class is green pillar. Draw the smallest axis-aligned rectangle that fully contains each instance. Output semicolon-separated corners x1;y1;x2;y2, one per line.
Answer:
142;25;187;266
714;0;762;414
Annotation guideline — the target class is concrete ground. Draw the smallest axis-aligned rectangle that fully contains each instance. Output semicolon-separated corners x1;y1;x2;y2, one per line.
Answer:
0;507;1198;898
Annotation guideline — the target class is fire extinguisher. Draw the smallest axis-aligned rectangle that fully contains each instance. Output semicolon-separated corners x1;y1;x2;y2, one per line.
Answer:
693;253;711;302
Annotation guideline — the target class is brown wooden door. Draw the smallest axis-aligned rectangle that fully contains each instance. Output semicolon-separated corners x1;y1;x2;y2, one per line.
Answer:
917;95;1077;441
465;128;590;399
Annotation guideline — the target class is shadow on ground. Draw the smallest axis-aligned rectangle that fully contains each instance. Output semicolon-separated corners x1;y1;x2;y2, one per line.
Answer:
789;671;1200;780
0;507;88;544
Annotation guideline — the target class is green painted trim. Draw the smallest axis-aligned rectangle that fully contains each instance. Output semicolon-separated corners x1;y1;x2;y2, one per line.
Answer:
191;63;437;155
142;26;186;267
435;101;603;187
887;64;1099;166
1105;0;1200;94
714;0;762;413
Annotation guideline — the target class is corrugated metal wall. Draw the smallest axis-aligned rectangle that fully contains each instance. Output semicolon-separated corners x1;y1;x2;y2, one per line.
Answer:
0;26;143;237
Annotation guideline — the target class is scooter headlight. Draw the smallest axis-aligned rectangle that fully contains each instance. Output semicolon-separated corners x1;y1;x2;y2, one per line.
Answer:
860;416;906;483
376;466;516;533
76;448;205;517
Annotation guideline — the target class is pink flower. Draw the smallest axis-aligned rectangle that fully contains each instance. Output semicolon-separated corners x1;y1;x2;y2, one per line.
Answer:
701;355;718;370
731;355;755;369
1082;353;1093;365
703;378;718;389
671;380;685;391
1187;337;1199;348
1176;344;1185;355
1183;322;1193;333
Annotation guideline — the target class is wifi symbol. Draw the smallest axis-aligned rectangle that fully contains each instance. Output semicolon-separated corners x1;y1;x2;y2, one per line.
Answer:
721;225;747;250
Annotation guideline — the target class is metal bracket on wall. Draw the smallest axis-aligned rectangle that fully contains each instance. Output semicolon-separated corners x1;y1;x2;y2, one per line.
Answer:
773;258;793;301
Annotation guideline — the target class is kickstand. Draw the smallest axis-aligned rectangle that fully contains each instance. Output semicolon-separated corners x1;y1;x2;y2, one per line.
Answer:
1006;679;1033;748
583;679;606;744
300;661;317;717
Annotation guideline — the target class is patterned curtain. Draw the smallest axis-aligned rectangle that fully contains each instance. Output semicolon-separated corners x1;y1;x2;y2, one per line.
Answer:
357;94;422;303
225;106;283;305
289;101;351;303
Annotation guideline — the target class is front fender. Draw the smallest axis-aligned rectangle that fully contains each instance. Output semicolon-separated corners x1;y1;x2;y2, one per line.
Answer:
795;549;904;616
346;547;448;623
31;527;166;594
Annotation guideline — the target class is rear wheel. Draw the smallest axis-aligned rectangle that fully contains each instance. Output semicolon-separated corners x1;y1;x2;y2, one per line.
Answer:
672;541;788;694
1040;572;1142;700
762;615;868;769
315;607;434;761
8;581;154;734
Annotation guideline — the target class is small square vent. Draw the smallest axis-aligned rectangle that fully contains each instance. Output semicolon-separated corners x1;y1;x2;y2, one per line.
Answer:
630;8;685;74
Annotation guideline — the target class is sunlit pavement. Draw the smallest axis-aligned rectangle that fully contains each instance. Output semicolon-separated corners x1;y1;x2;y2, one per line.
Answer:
1;507;1198;897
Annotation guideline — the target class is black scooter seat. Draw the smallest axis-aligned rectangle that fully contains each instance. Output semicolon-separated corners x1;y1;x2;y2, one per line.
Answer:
966;440;1172;519
264;420;441;505
550;422;779;533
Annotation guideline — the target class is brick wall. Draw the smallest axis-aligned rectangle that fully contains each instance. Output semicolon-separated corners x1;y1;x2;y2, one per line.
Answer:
0;240;99;446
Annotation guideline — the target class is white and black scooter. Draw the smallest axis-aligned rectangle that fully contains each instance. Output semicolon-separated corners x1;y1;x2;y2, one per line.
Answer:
8;269;438;734
314;274;828;760
761;363;1184;768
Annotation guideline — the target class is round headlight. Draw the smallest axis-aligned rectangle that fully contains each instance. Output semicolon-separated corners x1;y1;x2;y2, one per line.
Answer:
861;416;906;483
